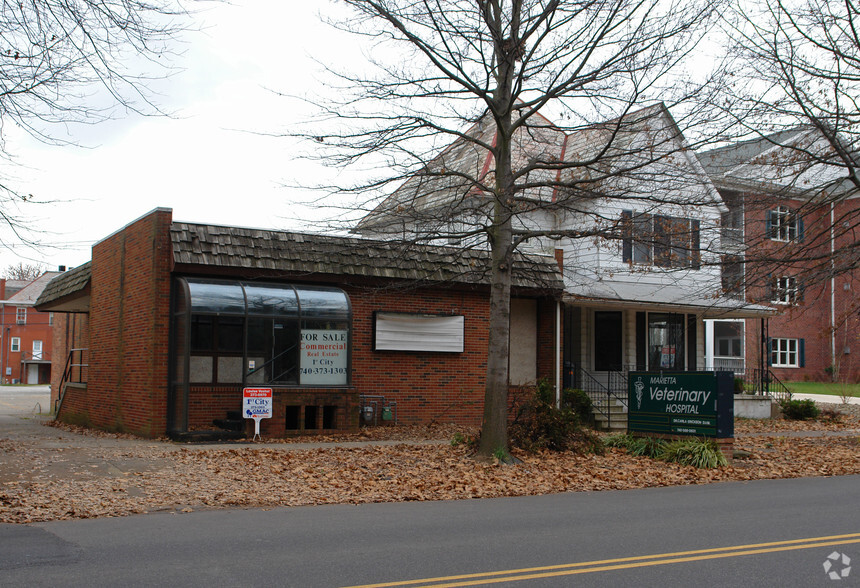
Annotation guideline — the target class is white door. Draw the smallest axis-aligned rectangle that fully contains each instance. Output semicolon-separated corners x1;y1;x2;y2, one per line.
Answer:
27;364;39;384
32;340;43;360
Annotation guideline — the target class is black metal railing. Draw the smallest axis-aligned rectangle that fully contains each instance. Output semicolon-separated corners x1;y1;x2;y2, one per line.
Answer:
736;368;792;402
567;364;628;429
55;348;89;415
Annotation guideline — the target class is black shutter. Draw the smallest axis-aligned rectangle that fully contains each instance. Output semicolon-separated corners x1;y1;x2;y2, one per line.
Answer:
765;210;773;239
799;339;805;367
621;210;633;263
690;219;701;269
767;337;773;366
687;314;697;371
636;312;647;370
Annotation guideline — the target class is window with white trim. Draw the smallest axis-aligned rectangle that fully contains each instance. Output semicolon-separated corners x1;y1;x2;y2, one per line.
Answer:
771;338;800;367
10;337;20;352
15;307;26;325
772;276;798;305
768;206;798;242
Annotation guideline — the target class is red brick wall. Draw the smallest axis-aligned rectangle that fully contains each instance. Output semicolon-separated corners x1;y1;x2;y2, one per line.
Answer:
181;288;558;434
349;287;490;426
56;209;561;436
81;209;173;436
0;304;55;385
50;313;89;411
742;194;860;382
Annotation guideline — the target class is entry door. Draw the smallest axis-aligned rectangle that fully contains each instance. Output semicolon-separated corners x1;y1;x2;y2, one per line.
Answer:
594;311;623;371
32;340;43;360
27;364;39;384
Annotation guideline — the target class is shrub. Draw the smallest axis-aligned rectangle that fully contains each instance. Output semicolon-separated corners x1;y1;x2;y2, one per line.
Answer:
818;406;840;422
605;435;726;468
604;433;664;458
563;388;594;424
734;377;745;393
780;398;820;420
508;381;603;454
658;438;728;468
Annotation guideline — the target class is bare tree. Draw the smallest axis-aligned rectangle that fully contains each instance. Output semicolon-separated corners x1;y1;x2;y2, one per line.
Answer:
299;0;725;458
3;262;45;281
0;0;198;249
700;0;860;383
709;0;860;284
721;0;859;186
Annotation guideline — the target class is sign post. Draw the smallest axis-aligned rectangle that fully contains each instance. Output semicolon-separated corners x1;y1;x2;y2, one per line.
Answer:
242;388;273;441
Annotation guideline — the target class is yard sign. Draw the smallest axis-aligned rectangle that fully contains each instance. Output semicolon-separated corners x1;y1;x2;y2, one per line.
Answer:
243;387;273;441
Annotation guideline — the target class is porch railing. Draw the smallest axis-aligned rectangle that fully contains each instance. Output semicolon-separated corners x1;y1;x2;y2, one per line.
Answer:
566;364;628;429
736;368;792;403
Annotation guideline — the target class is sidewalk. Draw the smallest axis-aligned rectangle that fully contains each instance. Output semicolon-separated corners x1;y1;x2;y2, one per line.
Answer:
791;392;860;406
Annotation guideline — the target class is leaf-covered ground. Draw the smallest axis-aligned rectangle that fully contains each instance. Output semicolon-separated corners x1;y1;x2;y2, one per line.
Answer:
1;415;858;524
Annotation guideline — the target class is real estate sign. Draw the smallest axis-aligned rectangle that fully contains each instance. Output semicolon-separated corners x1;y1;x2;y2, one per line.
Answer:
299;329;348;386
628;371;733;438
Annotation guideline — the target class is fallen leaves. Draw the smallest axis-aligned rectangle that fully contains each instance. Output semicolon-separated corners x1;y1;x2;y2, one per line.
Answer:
0;420;858;524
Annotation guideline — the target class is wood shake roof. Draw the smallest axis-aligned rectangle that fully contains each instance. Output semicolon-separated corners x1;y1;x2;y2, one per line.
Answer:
35;222;562;311
171;222;563;291
33;262;92;311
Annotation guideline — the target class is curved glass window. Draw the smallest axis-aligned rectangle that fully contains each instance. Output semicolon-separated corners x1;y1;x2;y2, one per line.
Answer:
244;283;299;316
297;287;351;320
173;278;351;387
187;280;246;314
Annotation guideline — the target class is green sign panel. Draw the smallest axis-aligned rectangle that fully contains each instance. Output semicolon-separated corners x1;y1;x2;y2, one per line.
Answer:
628;372;733;438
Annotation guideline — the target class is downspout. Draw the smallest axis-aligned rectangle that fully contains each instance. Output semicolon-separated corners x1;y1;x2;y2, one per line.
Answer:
554;248;564;409
830;203;836;379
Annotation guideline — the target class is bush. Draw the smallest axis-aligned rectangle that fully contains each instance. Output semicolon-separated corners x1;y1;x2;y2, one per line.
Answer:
604;434;727;468
658;438;728;468
780;398;820;420
563;388;594;424
734;377;745;393
508;380;603;454
603;433;663;458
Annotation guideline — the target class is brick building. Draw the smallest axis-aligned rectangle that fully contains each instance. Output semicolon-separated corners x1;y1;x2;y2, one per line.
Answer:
35;209;563;438
701;130;860;383
0;272;62;384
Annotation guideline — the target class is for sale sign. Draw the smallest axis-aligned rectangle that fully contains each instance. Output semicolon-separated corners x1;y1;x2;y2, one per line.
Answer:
243;387;272;440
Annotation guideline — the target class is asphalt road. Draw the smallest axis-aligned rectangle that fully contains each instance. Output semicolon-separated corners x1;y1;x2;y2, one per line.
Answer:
1;474;858;587
0;384;50;416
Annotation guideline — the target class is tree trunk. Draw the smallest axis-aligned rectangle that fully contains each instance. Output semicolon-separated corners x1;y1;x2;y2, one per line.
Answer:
478;217;514;458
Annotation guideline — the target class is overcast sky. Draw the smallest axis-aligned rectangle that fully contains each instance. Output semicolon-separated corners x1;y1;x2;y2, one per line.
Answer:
2;0;360;273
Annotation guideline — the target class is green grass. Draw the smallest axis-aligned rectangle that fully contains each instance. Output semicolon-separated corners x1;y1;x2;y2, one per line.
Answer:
786;381;860;398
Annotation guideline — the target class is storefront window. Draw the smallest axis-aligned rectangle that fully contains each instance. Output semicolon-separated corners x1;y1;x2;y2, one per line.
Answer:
173;278;351;387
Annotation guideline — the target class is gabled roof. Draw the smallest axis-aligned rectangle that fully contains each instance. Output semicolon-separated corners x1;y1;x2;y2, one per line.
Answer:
700;128;853;196
171;222;563;292
357;102;713;232
699;129;807;177
33;263;91;312
5;271;64;305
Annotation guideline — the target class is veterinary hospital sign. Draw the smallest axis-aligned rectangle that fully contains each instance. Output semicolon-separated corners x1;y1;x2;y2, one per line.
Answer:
628;372;733;438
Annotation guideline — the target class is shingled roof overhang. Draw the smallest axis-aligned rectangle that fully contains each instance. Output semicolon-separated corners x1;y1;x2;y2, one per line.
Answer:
171;223;564;294
33;262;92;313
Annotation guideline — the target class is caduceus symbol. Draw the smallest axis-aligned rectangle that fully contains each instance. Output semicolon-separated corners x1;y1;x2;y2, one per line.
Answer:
634;377;645;410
